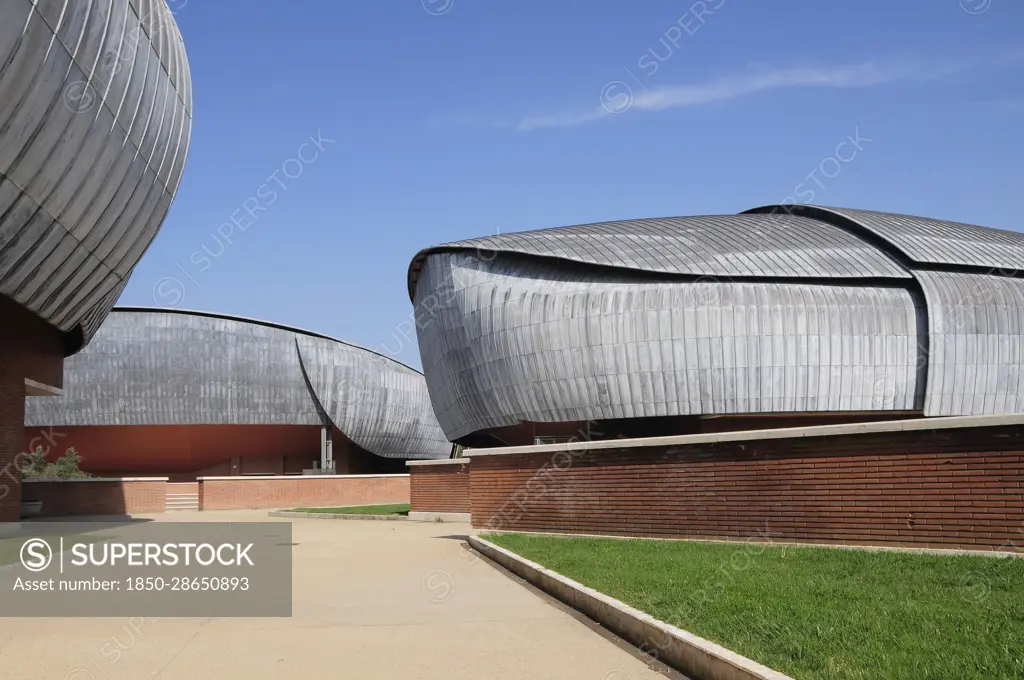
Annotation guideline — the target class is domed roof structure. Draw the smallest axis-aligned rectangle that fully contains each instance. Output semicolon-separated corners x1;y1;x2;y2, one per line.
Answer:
0;0;192;351
25;308;452;460
409;204;1024;442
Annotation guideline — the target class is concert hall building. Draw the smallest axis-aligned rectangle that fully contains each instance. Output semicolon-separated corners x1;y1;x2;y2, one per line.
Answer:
25;309;452;479
409;204;1024;447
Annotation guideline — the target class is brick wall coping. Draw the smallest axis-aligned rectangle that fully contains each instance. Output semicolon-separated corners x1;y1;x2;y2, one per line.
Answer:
406;458;471;467
466;413;1024;457
197;474;409;481
24;377;62;396
21;477;169;483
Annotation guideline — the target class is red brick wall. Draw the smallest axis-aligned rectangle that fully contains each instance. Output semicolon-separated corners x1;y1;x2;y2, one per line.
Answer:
21;479;167;517
27;424;322;477
410;461;471;513
23;424;412;480
471;424;1024;552
0;295;65;521
199;474;410;510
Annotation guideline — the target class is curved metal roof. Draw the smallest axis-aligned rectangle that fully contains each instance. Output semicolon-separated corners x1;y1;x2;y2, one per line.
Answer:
410;204;1024;433
298;338;451;459
113;305;420;369
415;252;924;441
744;205;1024;272
25;308;451;460
408;213;910;298
0;0;192;352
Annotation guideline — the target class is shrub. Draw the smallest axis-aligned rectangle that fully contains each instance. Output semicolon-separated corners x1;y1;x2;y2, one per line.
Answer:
18;448;49;478
20;447;91;480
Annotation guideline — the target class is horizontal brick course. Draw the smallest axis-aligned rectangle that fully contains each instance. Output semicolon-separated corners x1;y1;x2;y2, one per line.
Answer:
410;461;471;514
21;479;167;517
199;475;410;510
470;424;1024;552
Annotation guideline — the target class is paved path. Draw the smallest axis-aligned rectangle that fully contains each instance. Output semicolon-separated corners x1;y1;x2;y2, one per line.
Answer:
0;511;676;679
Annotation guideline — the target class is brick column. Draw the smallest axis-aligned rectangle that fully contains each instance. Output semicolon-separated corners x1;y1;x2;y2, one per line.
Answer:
0;357;26;521
408;459;471;514
0;296;65;521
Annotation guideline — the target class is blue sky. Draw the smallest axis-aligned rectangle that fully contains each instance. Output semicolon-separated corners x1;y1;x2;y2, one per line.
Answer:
124;0;1024;370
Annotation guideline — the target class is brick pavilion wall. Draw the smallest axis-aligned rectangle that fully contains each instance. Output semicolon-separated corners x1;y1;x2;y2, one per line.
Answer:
470;418;1024;552
198;474;410;510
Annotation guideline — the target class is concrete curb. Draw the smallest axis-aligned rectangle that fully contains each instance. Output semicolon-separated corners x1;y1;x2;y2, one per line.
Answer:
469;536;794;680
408;511;471;523
268;511;408;521
405;458;471;466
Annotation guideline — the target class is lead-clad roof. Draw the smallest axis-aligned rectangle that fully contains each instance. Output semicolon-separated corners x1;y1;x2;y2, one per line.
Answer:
25;309;451;460
409;205;1024;299
744;205;1024;272
415;251;925;441
409;214;909;298
0;0;192;351
410;204;1024;432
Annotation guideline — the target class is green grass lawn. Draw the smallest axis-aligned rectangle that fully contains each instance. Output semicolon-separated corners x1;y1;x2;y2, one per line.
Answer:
486;533;1024;680
286;503;409;516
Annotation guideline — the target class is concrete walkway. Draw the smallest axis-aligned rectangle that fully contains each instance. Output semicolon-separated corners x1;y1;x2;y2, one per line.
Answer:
0;510;677;679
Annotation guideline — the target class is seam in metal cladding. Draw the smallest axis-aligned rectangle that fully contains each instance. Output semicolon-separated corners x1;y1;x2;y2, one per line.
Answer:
0;0;193;353
25;309;451;460
744;205;1024;272
408;205;1024;440
913;271;1024;416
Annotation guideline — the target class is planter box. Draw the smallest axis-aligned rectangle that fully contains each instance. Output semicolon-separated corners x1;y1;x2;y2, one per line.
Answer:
19;501;43;519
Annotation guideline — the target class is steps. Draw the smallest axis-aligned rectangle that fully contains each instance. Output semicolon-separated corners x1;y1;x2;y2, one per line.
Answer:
165;482;199;512
166;493;199;511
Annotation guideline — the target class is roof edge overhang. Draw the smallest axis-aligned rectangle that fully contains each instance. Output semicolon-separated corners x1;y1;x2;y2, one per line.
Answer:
408;203;1024;301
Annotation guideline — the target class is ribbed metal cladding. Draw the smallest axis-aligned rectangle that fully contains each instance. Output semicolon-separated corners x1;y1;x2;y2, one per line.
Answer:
411;205;1024;439
0;0;192;345
25;310;451;460
408;213;910;296
915;271;1024;416
297;338;452;459
746;205;1024;272
25;311;321;426
414;252;923;441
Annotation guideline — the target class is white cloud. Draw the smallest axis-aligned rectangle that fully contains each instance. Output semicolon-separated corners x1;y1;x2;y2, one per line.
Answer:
515;57;982;131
